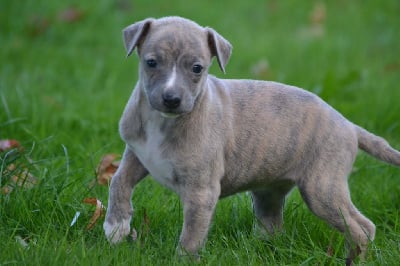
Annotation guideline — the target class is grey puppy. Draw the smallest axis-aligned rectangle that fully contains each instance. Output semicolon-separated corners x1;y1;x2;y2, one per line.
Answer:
103;16;400;262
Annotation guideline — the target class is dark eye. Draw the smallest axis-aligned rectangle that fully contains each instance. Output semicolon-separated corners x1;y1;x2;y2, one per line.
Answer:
146;59;157;68
192;64;203;74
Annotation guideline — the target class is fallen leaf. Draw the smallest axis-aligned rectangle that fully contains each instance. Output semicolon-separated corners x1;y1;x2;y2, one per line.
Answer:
310;1;326;26
116;0;133;12
83;198;105;230
327;235;335;257
250;59;271;79
139;208;151;244
1;186;12;195
0;139;20;152
27;15;50;37
58;7;84;23
12;169;38;189
384;62;400;72
83;197;98;205
298;2;326;39
143;208;150;231
1;164;38;194
327;244;334;257
96;154;120;185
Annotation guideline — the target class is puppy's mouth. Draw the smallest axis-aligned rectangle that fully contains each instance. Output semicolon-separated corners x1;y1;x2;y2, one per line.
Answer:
160;112;181;119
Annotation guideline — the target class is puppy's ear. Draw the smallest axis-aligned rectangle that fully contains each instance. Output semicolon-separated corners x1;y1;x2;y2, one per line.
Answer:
123;18;155;57
206;28;232;73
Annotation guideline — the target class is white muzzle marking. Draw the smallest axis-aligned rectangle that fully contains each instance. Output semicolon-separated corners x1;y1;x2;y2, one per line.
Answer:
166;66;177;88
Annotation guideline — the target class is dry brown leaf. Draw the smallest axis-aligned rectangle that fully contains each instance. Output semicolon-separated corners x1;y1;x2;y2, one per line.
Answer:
250;59;271;79
12;173;37;189
0;139;21;152
27;15;50;37
298;2;326;39
0;140;38;194
116;0;133;12
96;154;120;185
139;208;151;244
83;197;98;205
384;62;400;72
143;208;150;230
327;235;335;257
1;186;12;195
83;197;105;230
327;244;334;257
12;168;38;189
58;7;85;23
310;2;326;26
1;164;38;194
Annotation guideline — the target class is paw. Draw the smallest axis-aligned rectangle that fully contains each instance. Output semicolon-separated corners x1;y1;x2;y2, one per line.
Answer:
103;217;131;243
176;245;200;262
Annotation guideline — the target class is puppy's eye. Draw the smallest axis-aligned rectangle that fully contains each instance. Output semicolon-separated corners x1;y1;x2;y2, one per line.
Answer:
146;59;157;68
192;64;203;74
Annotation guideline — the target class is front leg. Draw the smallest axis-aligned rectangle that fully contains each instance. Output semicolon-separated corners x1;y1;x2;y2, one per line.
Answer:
178;185;220;256
103;146;148;243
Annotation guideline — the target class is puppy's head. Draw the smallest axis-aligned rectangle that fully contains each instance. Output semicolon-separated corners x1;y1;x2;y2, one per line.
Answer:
123;16;232;117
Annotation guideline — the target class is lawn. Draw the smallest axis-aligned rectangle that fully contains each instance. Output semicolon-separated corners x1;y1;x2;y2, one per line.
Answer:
1;0;400;265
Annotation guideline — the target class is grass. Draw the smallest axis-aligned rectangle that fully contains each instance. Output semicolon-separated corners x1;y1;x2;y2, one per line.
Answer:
1;0;400;265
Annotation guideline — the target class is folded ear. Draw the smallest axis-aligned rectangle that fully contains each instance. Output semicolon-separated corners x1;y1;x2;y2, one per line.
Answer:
206;27;232;73
123;18;155;57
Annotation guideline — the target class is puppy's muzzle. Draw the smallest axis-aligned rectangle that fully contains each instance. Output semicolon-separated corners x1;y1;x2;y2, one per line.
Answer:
162;92;181;109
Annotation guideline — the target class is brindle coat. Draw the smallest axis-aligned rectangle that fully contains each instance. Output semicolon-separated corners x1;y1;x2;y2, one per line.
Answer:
103;16;400;263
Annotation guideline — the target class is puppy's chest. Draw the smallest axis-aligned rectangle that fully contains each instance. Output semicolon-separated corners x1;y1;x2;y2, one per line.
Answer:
127;121;176;189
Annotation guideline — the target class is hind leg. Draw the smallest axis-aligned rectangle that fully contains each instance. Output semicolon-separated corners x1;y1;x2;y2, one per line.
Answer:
298;168;375;262
251;181;294;234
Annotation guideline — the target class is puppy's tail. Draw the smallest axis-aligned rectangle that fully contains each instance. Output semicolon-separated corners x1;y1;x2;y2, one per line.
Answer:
356;125;400;166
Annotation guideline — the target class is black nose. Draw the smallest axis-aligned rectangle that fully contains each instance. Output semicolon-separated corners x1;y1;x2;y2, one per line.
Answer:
162;92;181;109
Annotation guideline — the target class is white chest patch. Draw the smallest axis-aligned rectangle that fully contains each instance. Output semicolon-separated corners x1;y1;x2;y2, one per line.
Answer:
128;119;175;189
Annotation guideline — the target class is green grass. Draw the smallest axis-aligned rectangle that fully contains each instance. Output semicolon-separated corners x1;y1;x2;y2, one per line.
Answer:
1;0;400;265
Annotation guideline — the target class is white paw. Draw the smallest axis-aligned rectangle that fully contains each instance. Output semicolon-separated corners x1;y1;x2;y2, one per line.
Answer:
103;217;131;243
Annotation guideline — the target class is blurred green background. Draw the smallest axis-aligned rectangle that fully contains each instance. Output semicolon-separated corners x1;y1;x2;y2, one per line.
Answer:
1;1;399;146
1;0;399;265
